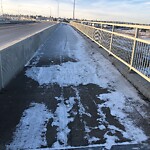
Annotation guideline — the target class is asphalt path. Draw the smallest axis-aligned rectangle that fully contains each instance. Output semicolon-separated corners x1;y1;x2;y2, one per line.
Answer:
0;22;55;49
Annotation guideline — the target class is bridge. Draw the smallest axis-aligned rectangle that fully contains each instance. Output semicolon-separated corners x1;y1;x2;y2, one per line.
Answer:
0;22;150;150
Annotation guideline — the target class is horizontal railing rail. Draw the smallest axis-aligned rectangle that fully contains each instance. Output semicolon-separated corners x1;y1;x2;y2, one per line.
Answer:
71;21;150;82
82;21;150;30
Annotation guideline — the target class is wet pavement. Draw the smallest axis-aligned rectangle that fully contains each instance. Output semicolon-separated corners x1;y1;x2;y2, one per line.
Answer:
0;23;150;150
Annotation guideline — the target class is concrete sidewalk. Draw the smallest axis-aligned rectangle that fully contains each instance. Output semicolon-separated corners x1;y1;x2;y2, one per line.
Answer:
0;23;150;150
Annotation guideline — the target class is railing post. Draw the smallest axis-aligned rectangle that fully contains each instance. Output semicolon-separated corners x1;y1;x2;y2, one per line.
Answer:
130;28;139;71
109;25;115;54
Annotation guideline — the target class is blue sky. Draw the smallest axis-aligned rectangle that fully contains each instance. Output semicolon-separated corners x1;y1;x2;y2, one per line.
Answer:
2;0;150;23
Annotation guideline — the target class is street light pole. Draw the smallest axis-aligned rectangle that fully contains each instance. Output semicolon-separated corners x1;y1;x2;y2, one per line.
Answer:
18;4;20;21
57;0;59;18
73;0;75;19
49;7;51;18
1;0;3;17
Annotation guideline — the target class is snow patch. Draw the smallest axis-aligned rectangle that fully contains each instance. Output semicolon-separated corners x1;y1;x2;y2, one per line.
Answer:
7;103;52;150
52;96;75;148
98;92;148;143
73;87;92;117
104;133;119;150
88;137;99;144
25;61;99;87
98;125;106;130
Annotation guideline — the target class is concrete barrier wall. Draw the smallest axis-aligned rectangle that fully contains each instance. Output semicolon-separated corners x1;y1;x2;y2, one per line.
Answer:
0;24;58;90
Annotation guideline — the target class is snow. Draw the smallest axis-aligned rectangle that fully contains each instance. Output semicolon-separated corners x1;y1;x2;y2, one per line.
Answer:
7;96;76;149
88;137;99;144
26;61;99;87
98;125;106;130
98;92;127;118
104;133;119;150
98;92;148;143
52;96;75;147
7;103;53;150
73;87;92;117
19;25;150;149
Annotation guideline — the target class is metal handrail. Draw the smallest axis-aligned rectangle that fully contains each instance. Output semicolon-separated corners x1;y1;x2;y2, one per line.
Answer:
79;23;150;45
71;21;150;82
81;21;150;30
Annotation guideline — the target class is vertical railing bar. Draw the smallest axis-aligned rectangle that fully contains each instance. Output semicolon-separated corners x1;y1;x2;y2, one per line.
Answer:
137;42;142;71
137;43;141;70
109;25;115;51
134;42;139;69
101;23;103;29
138;43;142;72
147;47;150;77
144;44;147;76
146;44;149;76
144;43;148;76
109;25;114;54
141;43;145;73
146;45;149;70
130;27;139;71
139;43;143;71
139;43;142;72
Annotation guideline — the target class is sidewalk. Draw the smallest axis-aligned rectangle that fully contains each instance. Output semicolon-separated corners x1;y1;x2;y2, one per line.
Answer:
0;23;150;150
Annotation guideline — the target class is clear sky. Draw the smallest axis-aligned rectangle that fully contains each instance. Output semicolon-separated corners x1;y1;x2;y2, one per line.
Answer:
1;0;150;23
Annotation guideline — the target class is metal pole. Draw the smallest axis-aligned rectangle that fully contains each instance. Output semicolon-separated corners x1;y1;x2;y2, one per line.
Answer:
18;4;20;21
73;0;75;19
130;28;139;71
109;25;115;53
1;0;3;17
57;0;59;18
49;7;51;19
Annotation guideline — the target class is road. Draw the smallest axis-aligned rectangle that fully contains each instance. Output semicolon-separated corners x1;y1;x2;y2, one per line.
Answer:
0;23;150;150
0;22;55;49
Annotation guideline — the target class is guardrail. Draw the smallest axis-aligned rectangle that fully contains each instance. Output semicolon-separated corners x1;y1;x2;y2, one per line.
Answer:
71;21;150;82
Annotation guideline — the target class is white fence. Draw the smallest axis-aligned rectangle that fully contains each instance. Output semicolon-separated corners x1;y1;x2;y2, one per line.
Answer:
71;21;150;82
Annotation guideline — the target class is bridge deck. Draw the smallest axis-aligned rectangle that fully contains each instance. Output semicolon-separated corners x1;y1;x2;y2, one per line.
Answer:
0;23;150;149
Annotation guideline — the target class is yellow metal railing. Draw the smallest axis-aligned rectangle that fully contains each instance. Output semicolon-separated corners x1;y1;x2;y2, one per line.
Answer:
71;21;150;82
